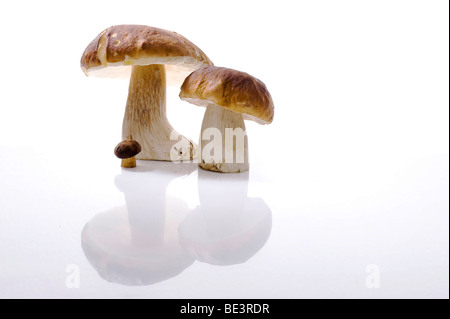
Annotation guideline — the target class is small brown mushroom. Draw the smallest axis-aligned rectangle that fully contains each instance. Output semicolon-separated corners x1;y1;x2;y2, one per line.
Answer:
115;140;142;168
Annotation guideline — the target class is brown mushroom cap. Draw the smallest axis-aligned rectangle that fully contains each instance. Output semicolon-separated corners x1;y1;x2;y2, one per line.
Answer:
179;66;274;124
114;140;142;159
81;25;213;85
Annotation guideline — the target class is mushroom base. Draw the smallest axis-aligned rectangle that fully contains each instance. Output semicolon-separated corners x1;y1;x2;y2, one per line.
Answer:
199;104;249;173
121;157;136;168
122;64;195;161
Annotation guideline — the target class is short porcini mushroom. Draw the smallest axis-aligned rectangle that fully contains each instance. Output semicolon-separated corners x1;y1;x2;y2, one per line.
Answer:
81;25;213;161
179;66;274;173
115;140;142;168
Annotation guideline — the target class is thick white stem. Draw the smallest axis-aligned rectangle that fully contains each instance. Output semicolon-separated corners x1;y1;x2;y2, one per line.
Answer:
199;104;249;173
122;65;194;161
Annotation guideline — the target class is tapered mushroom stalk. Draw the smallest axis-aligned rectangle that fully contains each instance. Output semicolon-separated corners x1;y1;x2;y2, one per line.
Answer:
123;65;193;160
200;103;248;172
80;25;213;161
179;66;274;173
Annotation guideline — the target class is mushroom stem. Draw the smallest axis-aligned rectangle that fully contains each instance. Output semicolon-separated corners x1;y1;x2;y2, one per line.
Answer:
123;65;194;161
199;104;249;173
121;157;136;168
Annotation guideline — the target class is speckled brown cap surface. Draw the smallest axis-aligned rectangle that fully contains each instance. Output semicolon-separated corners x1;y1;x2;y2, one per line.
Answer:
81;25;213;83
179;66;274;124
114;140;142;159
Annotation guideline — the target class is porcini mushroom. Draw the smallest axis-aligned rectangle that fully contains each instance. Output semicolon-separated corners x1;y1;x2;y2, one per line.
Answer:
114;140;141;168
81;25;213;161
179;66;274;173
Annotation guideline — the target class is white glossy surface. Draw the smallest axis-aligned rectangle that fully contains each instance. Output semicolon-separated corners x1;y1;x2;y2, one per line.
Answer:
0;0;448;299
0;146;448;298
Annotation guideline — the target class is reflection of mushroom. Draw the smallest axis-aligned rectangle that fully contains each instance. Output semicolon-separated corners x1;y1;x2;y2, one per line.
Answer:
81;161;196;285
114;140;141;168
179;66;274;173
81;25;213;161
178;170;272;265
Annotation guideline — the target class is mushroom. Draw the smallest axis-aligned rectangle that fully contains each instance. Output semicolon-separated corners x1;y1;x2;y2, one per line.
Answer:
179;66;274;173
114;140;141;168
81;25;213;161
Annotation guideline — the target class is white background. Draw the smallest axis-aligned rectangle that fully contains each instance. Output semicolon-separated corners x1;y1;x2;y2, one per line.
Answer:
0;0;448;298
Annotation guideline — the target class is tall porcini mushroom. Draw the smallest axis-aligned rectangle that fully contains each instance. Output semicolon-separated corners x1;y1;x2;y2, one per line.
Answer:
81;25;213;161
179;66;274;173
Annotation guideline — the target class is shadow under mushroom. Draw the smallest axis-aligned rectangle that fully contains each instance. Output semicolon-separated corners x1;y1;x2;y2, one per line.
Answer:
81;161;196;286
178;170;272;266
81;162;272;285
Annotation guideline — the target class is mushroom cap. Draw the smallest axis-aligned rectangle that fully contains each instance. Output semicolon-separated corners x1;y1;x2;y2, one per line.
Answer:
179;66;274;124
80;25;213;86
114;140;142;159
